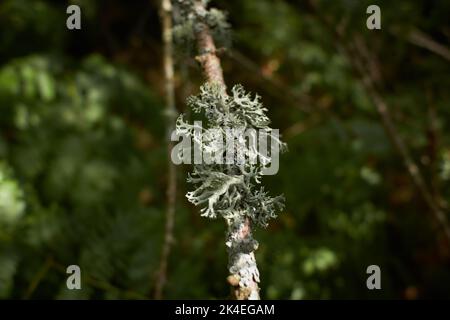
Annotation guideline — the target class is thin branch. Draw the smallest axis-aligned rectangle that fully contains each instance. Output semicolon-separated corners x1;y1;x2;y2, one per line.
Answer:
392;27;450;63
154;0;178;300
23;256;53;299
425;89;445;209
191;0;261;300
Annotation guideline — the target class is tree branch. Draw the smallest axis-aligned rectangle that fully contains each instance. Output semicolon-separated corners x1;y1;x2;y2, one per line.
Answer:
193;2;226;87
191;0;261;300
154;0;178;300
393;27;450;63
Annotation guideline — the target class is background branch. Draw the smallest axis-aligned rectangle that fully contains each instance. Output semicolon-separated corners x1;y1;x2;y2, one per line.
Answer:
154;0;178;300
392;27;450;63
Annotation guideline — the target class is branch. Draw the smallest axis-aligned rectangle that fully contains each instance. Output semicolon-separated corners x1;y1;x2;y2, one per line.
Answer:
23;256;53;299
155;0;178;300
392;27;450;63
191;0;261;300
425;89;447;210
193;1;226;87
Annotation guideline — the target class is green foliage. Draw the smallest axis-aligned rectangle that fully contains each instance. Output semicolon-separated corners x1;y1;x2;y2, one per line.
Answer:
0;163;25;225
0;52;168;298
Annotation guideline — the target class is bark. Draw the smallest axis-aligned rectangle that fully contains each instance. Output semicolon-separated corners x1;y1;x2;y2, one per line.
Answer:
193;2;225;88
226;216;260;300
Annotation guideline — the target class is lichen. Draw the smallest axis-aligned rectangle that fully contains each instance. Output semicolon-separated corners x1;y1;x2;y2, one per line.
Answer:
173;0;231;54
177;82;286;228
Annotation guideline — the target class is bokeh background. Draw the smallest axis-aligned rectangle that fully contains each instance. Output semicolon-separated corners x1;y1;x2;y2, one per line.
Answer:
1;0;450;299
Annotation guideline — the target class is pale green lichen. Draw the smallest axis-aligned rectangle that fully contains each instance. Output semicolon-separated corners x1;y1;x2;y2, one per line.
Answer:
177;83;286;228
173;0;231;54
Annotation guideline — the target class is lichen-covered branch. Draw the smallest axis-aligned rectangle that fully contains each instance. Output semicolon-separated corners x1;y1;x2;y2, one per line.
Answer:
174;0;285;300
225;216;260;300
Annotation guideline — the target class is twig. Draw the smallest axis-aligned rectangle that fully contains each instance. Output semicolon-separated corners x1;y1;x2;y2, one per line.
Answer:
154;0;178;300
23;256;53;299
425;89;444;208
392;27;450;63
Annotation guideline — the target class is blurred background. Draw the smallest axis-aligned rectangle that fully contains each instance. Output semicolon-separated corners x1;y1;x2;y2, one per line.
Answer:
1;0;450;299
